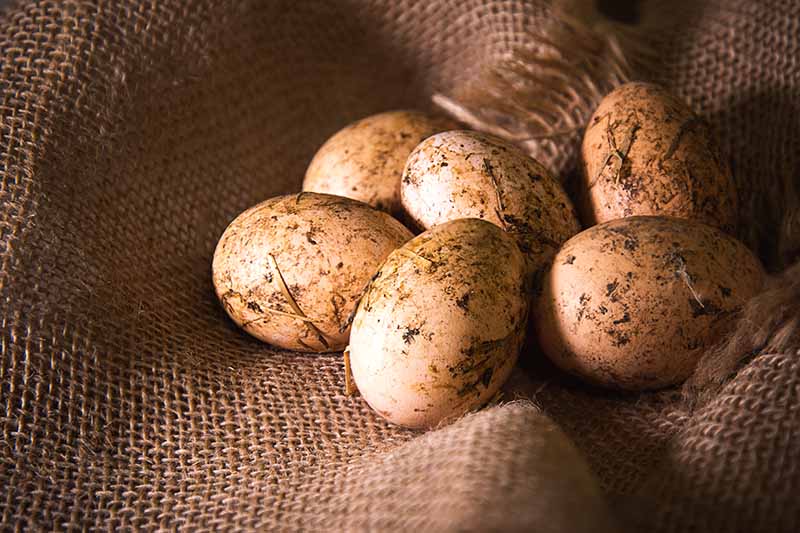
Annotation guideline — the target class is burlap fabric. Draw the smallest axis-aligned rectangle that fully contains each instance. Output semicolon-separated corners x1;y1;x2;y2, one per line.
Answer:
1;0;798;531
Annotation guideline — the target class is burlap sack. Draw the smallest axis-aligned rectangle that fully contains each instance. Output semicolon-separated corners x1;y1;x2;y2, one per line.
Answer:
1;0;798;531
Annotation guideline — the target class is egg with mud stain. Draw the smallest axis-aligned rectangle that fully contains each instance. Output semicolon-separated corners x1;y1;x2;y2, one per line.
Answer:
348;218;528;428
534;216;764;390
578;82;738;233
400;130;581;280
212;193;413;352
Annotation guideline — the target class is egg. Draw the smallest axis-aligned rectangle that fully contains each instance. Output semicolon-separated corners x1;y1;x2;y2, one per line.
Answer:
578;82;738;232
534;216;764;390
212;193;413;352
349;218;528;428
302;110;456;215
400;130;580;278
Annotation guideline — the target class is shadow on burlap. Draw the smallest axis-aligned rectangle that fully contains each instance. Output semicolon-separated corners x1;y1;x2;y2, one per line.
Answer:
0;1;797;531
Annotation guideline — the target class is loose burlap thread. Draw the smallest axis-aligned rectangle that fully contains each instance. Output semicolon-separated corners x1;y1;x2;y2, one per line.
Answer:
1;1;798;531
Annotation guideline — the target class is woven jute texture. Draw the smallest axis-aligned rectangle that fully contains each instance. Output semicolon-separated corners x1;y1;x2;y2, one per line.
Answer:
1;1;799;531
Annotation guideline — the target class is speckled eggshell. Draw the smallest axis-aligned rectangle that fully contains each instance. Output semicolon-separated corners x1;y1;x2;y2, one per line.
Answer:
534;216;764;391
212;193;413;352
348;218;529;429
400;130;581;278
302;110;456;215
579;82;738;233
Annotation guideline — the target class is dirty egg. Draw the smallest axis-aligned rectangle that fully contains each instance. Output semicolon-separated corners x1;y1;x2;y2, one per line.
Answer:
348;218;528;428
212;192;413;352
534;216;764;390
400;130;580;279
578;82;738;233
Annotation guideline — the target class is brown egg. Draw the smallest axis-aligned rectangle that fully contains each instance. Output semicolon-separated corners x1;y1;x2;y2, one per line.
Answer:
302;110;456;215
534;216;764;390
212;193;413;352
400;130;581;279
579;82;738;233
349;218;528;428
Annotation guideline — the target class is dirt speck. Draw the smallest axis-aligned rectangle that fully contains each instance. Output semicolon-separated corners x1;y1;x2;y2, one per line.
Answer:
606;280;620;297
689;298;723;318
456;292;471;312
612;312;631;325
481;367;494;387
606;328;631;347
403;326;421;344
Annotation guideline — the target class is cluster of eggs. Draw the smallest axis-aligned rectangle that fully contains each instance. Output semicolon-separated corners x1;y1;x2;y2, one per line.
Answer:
213;83;763;429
